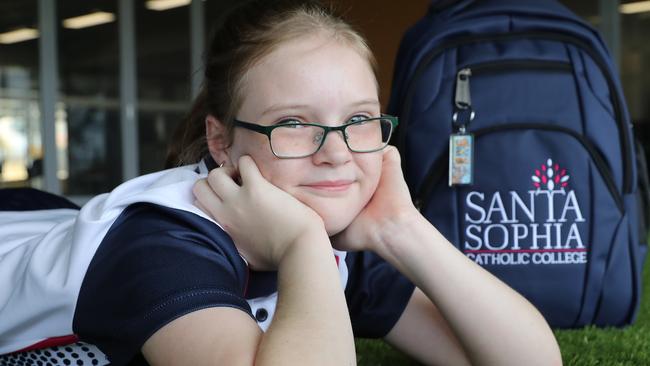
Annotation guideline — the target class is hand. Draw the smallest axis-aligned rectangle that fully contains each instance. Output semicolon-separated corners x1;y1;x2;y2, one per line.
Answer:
332;146;419;252
193;155;325;270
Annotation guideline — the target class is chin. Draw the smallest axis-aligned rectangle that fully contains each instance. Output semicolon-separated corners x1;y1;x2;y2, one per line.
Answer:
324;221;347;237
320;210;357;237
296;195;368;238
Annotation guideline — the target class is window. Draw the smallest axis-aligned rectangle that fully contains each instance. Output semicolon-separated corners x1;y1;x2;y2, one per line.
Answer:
0;1;40;188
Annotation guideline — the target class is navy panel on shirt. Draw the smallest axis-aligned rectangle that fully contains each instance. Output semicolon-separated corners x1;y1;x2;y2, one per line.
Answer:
0;188;79;211
344;250;416;338
245;270;278;299
73;203;251;366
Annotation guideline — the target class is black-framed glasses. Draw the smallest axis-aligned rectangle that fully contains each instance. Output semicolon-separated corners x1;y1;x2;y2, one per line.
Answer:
233;115;399;159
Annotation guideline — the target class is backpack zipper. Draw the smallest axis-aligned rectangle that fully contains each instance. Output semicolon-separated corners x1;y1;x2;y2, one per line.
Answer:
455;68;472;110
414;123;624;214
452;60;572;128
396;31;632;194
461;59;573;75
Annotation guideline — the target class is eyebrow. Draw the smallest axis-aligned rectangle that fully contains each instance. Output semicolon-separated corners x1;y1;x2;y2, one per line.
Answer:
349;99;381;108
260;99;380;117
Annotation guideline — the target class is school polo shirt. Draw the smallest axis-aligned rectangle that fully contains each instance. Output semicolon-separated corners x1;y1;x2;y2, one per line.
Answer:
0;158;415;366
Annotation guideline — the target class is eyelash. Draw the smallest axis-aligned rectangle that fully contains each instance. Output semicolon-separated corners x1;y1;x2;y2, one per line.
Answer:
348;114;373;123
275;117;304;125
274;113;376;125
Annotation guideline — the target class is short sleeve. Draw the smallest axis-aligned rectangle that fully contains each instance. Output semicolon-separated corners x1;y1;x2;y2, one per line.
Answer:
73;203;251;365
344;250;416;338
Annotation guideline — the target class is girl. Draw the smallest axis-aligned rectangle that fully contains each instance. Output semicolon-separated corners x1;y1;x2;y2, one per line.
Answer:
0;1;562;365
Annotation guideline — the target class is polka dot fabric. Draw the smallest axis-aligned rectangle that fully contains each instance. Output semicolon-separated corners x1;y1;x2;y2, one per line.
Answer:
0;342;108;366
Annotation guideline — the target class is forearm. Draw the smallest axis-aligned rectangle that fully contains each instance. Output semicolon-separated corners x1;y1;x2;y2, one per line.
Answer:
377;214;561;366
255;227;356;366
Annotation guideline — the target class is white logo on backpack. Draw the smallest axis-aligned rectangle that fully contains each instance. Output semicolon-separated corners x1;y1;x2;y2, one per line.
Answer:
462;158;587;266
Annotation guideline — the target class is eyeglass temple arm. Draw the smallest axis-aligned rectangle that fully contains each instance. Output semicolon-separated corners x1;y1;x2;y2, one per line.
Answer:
233;120;272;136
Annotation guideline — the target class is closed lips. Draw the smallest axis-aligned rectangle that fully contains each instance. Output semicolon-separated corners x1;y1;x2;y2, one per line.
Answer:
302;180;354;190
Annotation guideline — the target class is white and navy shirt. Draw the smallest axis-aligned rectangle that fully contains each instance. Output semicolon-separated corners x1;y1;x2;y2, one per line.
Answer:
0;158;414;366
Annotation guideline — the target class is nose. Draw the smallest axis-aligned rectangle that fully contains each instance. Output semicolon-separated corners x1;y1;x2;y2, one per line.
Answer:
311;129;352;166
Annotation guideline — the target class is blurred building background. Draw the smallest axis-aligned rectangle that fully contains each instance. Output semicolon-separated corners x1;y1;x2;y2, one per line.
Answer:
0;0;648;204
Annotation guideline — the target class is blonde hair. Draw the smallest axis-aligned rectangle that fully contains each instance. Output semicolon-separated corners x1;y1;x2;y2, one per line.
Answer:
165;0;377;168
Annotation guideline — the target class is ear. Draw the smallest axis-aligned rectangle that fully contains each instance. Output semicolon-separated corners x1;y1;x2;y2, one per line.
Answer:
205;114;231;166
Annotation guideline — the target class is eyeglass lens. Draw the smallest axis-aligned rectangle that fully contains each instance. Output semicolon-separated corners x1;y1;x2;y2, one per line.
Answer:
269;118;393;158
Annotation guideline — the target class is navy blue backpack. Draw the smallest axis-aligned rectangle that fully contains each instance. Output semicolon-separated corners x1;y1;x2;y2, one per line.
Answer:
388;0;649;327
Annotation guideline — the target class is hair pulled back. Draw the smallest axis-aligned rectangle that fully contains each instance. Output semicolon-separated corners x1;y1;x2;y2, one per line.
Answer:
165;0;377;168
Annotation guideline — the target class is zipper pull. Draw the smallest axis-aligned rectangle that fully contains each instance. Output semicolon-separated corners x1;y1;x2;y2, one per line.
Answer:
455;68;472;109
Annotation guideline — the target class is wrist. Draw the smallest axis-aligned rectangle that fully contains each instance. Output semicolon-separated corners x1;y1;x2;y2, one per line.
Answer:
269;212;325;263
277;223;330;268
375;208;422;247
374;210;441;265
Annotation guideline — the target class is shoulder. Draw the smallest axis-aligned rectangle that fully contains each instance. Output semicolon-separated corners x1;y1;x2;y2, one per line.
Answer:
80;163;213;222
80;201;248;299
73;202;251;365
92;201;243;272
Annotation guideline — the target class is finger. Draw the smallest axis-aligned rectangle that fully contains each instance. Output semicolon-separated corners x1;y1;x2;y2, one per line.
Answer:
237;155;263;185
379;148;409;189
215;165;243;186
193;198;210;216
193;179;224;216
206;167;240;200
383;145;402;166
219;166;241;182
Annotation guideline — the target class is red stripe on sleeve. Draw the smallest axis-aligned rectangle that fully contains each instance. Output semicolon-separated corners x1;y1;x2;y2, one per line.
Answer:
12;335;80;353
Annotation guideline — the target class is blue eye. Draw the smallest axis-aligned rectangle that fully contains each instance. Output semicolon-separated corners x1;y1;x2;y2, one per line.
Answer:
348;115;371;124
276;119;304;128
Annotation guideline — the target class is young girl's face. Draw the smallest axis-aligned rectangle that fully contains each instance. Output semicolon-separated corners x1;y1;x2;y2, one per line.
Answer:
221;34;382;235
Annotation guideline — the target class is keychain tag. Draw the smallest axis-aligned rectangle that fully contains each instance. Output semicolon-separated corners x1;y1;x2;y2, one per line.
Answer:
449;133;474;186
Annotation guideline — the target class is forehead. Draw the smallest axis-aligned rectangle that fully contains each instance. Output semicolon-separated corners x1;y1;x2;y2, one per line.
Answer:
238;35;379;120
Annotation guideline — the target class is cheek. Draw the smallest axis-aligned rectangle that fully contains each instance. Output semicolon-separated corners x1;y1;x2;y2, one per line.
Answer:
229;131;307;189
259;161;304;189
358;155;383;201
229;132;277;172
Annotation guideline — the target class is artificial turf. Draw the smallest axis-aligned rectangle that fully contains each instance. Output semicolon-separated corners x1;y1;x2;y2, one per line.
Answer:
356;254;650;365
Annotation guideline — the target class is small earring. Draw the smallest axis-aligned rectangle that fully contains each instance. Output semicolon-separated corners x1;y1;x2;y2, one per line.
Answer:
218;161;225;168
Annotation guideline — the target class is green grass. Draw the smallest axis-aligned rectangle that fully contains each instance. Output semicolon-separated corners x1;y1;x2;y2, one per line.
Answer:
356;255;650;365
